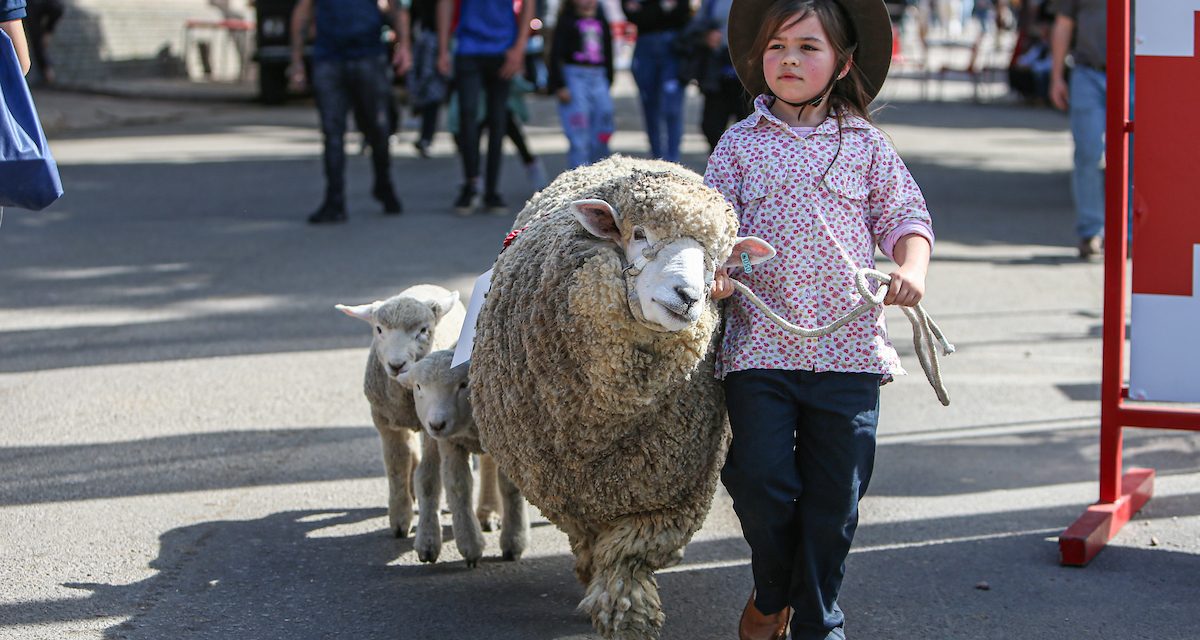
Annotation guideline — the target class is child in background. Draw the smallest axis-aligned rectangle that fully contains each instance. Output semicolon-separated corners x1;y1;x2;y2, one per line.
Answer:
548;0;615;168
705;0;934;638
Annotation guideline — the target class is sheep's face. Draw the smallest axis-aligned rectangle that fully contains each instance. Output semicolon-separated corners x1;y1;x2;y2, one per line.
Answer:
336;291;460;383
402;352;473;440
572;198;776;332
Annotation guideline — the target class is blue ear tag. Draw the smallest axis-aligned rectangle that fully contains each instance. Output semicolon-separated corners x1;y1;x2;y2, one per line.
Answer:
740;252;753;274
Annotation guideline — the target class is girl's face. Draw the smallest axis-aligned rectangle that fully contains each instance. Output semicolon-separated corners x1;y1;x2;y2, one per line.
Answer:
762;13;845;106
574;0;598;15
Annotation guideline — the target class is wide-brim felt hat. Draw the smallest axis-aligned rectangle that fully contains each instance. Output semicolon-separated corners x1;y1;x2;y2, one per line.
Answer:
727;0;893;102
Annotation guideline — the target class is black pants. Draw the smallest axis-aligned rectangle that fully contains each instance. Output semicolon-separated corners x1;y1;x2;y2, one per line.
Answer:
311;55;393;206
453;54;511;196
701;75;753;152
722;369;882;640
25;0;64;80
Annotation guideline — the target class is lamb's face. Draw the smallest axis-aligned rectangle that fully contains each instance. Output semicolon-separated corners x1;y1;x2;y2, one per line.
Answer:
572;198;777;333
337;293;458;383
405;352;474;440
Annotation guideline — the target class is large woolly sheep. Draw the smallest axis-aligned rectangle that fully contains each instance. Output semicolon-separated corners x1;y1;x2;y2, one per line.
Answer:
399;350;529;567
336;285;474;538
470;155;775;639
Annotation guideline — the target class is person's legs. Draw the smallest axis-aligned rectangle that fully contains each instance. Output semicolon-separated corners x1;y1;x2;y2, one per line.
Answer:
630;35;664;158
787;372;881;640
584;66;615;163
480;56;511;207
504;112;534;165
454;55;485;210
346;55;401;214
659;47;685;162
722;369;804;615
1069;66;1107;245
557;67;591;169
700;90;727;152
310;59;351;221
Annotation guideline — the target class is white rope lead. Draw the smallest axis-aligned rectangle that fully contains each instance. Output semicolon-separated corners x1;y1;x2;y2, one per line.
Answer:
730;267;955;406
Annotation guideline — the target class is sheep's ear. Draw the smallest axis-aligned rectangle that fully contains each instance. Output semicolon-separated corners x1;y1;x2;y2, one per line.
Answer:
335;302;379;323
428;291;460;319
571;199;622;243
723;236;777;269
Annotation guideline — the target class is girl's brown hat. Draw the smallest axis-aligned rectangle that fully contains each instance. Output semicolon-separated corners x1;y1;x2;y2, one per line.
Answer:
726;0;893;101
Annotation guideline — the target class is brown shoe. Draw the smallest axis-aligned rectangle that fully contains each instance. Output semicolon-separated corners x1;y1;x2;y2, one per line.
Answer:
738;590;790;640
1078;235;1103;260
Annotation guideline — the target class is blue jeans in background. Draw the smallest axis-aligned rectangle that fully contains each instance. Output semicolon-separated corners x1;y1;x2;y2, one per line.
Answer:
722;369;882;640
1069;65;1106;240
557;65;614;168
311;55;394;207
630;30;685;162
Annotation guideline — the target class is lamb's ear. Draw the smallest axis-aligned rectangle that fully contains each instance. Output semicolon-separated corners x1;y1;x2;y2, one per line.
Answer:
723;236;777;269
396;370;415;390
428;291;460;319
336;302;379;323
571;199;622;243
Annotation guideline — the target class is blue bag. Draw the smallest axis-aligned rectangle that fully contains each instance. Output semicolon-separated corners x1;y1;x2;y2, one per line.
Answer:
0;28;63;211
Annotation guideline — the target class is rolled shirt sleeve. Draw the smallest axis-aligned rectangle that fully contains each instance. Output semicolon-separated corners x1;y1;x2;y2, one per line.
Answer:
865;133;934;260
0;0;26;21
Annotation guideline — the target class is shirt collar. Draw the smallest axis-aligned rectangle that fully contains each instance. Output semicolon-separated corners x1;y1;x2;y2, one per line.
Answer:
737;94;872;136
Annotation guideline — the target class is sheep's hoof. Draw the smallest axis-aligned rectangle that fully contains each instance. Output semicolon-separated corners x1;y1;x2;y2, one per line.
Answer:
465;558;479;569
416;547;440;563
501;549;523;562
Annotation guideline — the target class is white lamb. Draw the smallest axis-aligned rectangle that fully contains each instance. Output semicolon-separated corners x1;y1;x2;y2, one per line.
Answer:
336;285;476;538
399;350;529;567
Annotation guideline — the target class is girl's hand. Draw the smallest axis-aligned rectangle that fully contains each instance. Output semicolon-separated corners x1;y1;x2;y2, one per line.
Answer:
556;87;572;104
884;265;926;307
711;270;736;301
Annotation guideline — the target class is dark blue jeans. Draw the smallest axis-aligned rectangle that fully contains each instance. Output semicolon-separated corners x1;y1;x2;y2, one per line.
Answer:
722;369;882;640
453;54;511;196
311;55;394;206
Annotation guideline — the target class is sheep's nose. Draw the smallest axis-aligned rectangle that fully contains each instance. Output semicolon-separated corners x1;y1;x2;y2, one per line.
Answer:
387;361;409;377
675;285;700;310
427;420;446;433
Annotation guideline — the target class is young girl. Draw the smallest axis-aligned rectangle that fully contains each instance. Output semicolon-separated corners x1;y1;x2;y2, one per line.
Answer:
704;0;934;638
548;0;615;168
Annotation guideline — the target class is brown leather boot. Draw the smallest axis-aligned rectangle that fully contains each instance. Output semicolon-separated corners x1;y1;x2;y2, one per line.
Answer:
738;590;790;640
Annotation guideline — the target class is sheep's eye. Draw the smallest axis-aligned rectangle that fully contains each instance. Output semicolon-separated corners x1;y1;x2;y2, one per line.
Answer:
375;326;382;335
414;384;421;392
419;327;429;335
632;228;647;241
458;381;468;390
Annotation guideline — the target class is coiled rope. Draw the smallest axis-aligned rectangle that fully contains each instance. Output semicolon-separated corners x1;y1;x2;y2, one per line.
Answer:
730;268;956;406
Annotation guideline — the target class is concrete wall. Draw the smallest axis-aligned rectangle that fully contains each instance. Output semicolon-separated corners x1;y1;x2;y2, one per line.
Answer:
31;0;255;85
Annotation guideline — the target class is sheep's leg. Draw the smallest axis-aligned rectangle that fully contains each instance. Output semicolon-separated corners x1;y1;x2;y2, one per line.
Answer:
375;419;418;538
413;433;443;563
441;441;485;567
475;453;502;532
497;470;529;561
578;516;687;640
568;529;595;585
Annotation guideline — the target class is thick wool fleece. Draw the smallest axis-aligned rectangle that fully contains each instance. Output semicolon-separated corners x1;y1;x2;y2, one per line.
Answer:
470;156;739;639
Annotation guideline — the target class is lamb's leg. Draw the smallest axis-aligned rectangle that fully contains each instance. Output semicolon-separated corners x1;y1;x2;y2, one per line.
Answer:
375;418;418;538
578;516;687;640
475;453;502;532
413;433;443;562
441;441;485;567
497;470;529;561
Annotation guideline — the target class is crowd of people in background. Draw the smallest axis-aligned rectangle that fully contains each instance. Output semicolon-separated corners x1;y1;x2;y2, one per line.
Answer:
284;0;1094;260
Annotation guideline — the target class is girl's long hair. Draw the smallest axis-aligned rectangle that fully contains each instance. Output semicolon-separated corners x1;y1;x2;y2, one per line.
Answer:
745;0;875;122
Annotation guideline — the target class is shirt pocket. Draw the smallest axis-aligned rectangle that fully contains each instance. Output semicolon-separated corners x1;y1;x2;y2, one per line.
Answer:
823;169;870;203
738;164;788;230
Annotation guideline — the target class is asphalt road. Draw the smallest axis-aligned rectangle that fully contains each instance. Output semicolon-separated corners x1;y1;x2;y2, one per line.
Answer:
2;73;1198;640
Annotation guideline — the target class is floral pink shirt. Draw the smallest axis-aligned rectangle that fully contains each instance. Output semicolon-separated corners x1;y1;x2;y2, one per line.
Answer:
704;95;934;378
